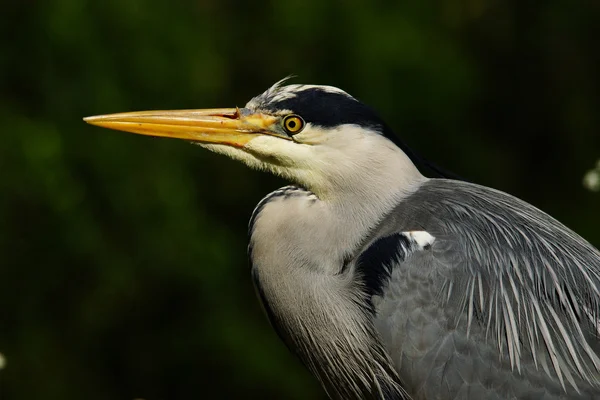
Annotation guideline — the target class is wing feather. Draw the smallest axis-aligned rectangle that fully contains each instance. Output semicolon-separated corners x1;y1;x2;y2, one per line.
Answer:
384;179;600;391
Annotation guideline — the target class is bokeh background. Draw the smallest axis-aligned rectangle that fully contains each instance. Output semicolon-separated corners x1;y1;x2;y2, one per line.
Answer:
1;1;599;399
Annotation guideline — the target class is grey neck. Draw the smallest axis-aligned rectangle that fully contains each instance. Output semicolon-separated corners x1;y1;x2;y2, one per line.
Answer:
249;139;422;399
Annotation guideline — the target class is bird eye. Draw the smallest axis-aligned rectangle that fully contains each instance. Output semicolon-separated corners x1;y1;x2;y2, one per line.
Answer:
282;115;305;135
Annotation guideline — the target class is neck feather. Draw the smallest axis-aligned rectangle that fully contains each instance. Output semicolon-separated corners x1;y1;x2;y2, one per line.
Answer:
253;269;408;399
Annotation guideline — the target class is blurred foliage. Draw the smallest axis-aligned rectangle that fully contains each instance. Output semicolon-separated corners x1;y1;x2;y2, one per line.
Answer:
0;0;599;399
583;160;600;192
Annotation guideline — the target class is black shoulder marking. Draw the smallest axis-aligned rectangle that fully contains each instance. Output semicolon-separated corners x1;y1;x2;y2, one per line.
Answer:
356;233;412;299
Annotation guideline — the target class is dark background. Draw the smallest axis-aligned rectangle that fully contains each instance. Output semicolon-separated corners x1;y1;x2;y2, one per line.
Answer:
1;1;599;399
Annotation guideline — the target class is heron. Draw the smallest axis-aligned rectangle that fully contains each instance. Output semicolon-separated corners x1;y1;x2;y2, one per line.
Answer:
85;80;600;399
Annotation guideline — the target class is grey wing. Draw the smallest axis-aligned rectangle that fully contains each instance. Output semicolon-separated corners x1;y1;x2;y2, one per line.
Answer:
373;179;600;399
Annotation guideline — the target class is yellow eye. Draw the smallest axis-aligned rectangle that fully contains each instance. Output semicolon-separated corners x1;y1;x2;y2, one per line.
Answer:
282;115;305;135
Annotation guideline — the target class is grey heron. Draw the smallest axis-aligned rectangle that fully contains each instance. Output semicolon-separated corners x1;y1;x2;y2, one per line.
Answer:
85;80;600;399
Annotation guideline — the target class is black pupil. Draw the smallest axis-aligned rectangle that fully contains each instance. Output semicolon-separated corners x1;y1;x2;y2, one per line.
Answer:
288;120;296;129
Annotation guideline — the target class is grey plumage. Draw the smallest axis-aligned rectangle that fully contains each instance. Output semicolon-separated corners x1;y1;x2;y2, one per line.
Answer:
85;80;600;400
250;178;600;399
373;180;600;399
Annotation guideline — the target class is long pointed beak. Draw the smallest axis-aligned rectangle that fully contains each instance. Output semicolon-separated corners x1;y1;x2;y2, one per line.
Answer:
83;108;284;147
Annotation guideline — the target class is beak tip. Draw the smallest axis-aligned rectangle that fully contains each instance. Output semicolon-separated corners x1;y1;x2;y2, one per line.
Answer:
83;115;102;125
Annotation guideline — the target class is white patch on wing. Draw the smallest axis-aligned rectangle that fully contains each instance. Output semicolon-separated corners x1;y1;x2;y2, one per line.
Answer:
401;231;435;250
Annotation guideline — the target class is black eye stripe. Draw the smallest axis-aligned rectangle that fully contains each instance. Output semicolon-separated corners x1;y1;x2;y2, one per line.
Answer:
269;88;384;130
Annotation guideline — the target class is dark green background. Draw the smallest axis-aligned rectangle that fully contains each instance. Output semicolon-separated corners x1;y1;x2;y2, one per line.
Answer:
1;1;598;399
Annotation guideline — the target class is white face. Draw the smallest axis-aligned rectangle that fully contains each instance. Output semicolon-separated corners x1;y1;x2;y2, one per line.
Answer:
194;81;418;196
85;81;420;197
200;122;407;198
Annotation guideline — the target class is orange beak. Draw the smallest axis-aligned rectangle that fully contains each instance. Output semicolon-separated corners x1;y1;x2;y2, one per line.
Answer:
84;108;285;148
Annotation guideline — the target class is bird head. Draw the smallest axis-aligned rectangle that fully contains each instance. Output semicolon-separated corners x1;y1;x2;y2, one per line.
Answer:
85;79;421;197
